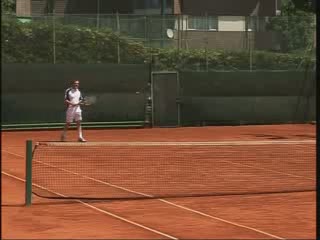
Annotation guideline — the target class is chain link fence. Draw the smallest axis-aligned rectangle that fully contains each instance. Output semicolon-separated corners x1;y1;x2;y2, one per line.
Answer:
2;13;316;71
2;13;316;127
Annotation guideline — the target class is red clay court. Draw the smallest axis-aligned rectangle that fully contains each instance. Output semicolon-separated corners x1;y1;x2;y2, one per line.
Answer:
2;124;316;239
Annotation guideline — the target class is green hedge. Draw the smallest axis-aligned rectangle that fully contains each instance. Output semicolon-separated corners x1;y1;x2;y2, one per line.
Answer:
151;48;313;71
1;16;315;70
1;16;149;64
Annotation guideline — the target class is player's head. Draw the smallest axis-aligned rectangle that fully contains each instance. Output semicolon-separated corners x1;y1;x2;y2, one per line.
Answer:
71;80;80;89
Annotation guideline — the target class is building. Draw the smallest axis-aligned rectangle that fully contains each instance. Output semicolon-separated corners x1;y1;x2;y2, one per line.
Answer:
16;0;280;17
16;0;282;50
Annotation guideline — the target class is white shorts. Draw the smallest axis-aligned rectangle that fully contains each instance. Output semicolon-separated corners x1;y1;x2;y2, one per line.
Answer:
66;108;82;123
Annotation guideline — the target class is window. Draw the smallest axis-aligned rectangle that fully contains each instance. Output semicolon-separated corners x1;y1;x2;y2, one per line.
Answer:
145;0;161;8
187;16;218;31
133;0;173;15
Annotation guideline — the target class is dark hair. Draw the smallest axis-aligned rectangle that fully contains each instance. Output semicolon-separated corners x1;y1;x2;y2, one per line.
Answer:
71;80;80;84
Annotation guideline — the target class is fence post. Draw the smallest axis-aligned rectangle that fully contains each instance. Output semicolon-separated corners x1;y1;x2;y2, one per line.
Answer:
25;140;33;206
116;11;121;64
52;12;56;64
96;0;100;29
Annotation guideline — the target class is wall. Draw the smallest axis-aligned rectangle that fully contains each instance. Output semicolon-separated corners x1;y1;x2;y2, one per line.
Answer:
2;64;149;125
179;31;280;50
179;71;315;125
16;0;31;16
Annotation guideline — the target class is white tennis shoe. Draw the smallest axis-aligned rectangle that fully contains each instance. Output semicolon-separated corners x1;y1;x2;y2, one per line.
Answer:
78;137;87;142
60;135;66;142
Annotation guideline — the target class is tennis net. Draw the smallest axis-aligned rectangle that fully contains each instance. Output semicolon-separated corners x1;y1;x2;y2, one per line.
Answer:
30;140;315;200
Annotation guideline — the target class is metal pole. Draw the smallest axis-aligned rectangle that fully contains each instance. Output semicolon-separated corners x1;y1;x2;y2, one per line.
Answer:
144;16;150;47
162;0;166;13
145;16;147;47
116;11;121;64
25;140;32;206
205;13;209;72
52;10;56;64
246;16;253;72
97;0;100;29
249;32;253;71
177;14;180;50
249;17;254;72
160;0;166;48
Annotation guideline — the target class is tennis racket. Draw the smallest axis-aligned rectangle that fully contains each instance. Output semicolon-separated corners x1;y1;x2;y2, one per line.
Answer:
80;96;97;106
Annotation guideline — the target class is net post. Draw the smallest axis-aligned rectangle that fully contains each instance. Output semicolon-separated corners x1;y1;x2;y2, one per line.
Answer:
25;140;32;206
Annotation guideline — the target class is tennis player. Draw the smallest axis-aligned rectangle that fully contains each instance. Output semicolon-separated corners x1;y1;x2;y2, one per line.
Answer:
60;80;87;142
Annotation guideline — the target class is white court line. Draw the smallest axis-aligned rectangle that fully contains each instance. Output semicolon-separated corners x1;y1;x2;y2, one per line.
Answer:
2;150;24;158
2;149;287;239
157;198;285;240
2;149;151;197
2;146;24;148
39;140;315;146
1;171;178;240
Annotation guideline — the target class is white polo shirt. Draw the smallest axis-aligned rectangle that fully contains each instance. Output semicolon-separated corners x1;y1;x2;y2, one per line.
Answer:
64;87;83;113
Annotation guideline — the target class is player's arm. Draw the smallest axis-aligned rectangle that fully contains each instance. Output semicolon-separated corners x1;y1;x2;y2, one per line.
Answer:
64;99;79;106
78;92;85;105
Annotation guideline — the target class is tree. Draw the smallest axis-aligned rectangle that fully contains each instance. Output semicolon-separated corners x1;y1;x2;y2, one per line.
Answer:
2;0;15;14
266;0;315;52
291;0;316;12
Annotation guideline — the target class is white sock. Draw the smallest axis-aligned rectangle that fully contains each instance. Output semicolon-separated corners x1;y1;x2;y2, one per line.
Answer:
78;126;83;139
61;130;66;138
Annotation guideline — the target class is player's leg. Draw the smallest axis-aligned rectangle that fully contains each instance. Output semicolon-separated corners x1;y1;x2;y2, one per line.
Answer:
61;122;70;141
61;110;73;141
75;112;86;142
76;121;86;142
